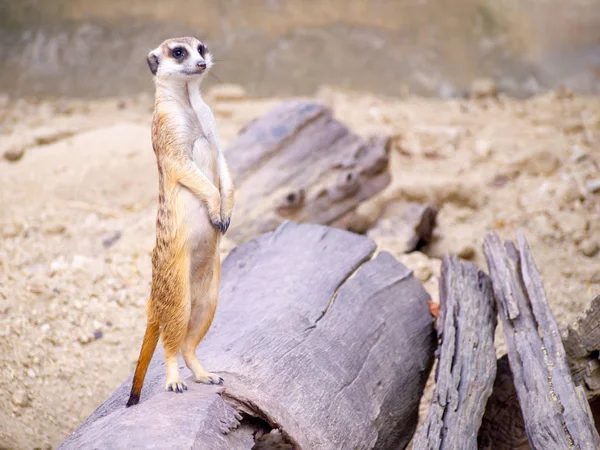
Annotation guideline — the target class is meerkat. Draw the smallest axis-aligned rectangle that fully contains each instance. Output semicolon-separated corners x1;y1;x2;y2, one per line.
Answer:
126;37;235;407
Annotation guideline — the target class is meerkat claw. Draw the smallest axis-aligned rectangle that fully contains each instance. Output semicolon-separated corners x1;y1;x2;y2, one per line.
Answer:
222;218;231;233
194;372;224;385
166;380;188;393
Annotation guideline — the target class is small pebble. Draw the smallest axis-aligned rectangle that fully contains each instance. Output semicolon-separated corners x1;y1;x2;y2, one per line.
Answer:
470;78;497;99
585;179;600;193
43;222;67;235
11;388;30;407
1;222;23;238
4;146;25;162
579;239;599;258
457;244;475;260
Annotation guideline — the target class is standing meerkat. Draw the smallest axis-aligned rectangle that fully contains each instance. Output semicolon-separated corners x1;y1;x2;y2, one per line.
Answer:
126;37;235;407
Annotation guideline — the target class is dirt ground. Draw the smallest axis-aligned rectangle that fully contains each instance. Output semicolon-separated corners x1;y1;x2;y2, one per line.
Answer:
1;84;599;449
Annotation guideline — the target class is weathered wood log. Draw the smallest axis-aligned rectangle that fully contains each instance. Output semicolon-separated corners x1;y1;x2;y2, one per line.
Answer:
482;230;600;449
224;101;391;244
411;255;497;449
58;222;436;450
478;295;600;449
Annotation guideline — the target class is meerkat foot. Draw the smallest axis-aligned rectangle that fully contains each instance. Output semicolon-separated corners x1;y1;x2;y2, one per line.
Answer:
166;379;188;393
194;371;224;385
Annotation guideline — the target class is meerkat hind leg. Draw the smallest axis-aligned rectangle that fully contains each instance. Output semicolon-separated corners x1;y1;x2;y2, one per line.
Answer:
182;268;222;385
157;258;192;393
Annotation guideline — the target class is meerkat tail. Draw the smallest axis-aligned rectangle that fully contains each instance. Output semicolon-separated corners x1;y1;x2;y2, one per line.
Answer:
126;319;160;407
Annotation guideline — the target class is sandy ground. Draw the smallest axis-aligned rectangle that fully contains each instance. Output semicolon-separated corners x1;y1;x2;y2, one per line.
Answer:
0;85;599;449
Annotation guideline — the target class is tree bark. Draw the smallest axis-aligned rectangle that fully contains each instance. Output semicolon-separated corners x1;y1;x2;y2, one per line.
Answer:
411;255;497;449
223;101;391;244
482;230;600;450
58;222;436;450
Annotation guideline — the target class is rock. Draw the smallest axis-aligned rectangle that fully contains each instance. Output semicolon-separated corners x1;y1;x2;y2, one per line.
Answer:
457;243;476;260
585;179;600;193
510;149;560;176
208;84;247;101
556;181;581;206
27;277;46;295
1;222;23;238
4;145;25;162
398;252;436;282
563;119;585;135
475;139;492;160
72;255;105;281
78;334;92;345
579;239;599;258
470;78;497;99
556;211;588;237
11;388;30;407
570;146;588;163
43;222;67;235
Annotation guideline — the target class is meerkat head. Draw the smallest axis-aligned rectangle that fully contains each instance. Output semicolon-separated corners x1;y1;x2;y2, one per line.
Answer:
146;37;214;81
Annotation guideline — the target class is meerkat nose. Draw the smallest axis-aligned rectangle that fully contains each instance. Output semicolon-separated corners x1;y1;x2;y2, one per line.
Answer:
197;61;207;70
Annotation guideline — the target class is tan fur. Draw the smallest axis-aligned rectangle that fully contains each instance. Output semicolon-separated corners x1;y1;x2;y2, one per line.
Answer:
126;37;234;407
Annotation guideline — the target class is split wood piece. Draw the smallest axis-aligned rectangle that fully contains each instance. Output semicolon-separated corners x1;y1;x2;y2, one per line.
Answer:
411;255;497;449
58;222;436;450
223;101;391;244
364;202;438;253
563;295;600;402
483;230;600;450
479;295;600;449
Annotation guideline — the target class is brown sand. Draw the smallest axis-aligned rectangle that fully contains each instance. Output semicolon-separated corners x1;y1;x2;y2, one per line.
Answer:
0;86;599;449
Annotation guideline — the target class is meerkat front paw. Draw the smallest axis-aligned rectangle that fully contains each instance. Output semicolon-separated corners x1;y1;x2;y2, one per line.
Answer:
206;190;226;233
166;379;188;393
194;372;224;385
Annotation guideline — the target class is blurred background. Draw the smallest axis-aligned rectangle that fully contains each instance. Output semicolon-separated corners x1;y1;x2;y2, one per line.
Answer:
1;1;600;450
2;0;600;99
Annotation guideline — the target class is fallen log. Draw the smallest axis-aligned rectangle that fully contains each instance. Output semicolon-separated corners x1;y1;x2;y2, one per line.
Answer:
223;101;391;244
58;222;436;450
482;231;600;449
411;255;497;449
478;295;600;449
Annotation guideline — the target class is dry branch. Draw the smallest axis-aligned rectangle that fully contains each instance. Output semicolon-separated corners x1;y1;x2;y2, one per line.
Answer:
58;222;435;450
482;230;600;450
412;255;497;449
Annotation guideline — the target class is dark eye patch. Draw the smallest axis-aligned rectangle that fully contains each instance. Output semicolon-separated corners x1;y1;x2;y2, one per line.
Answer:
171;47;186;59
198;44;206;57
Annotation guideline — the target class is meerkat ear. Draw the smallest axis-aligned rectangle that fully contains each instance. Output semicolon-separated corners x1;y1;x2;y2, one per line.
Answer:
147;50;160;75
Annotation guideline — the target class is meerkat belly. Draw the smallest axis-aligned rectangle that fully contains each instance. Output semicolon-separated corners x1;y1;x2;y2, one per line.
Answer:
178;136;220;258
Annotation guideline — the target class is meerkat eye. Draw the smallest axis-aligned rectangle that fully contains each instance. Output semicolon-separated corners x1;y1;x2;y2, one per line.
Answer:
171;47;186;59
198;45;206;57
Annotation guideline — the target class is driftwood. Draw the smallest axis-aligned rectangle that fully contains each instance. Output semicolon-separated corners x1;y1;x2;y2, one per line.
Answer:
59;222;436;450
223;101;391;244
479;295;600;449
482;231;600;449
412;255;497;449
